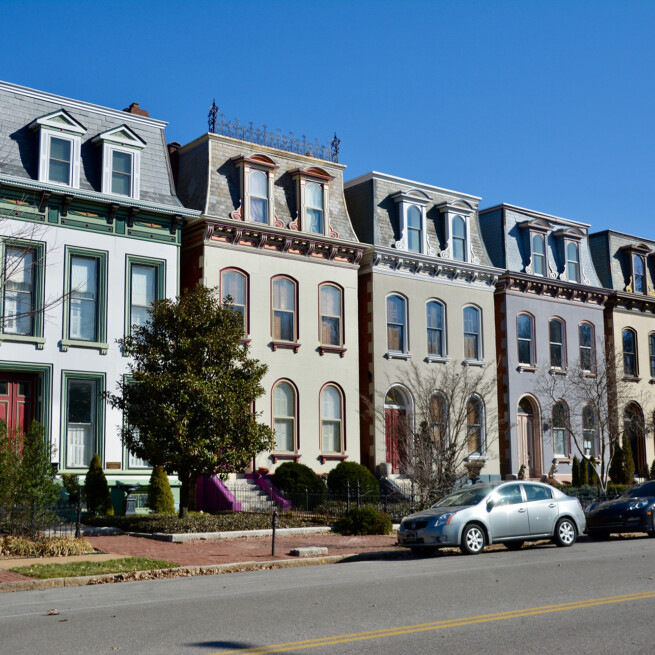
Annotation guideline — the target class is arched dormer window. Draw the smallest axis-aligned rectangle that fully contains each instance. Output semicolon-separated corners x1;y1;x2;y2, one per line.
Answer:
231;154;277;224
532;233;546;276
633;254;646;294
291;167;334;235
305;182;324;234
452;216;467;262
391;189;430;254
566;242;580;282
249;170;268;223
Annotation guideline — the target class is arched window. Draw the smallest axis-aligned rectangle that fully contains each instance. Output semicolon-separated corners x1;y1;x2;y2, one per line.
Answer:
582;405;597;457
566;242;580;282
430;391;448;444
426;300;445;356
272;277;297;342
249;170;268;223
452;216;467;261
579;323;595;372
273;381;296;452
517;314;534;365
321;384;343;453
387;295;407;353
549;318;565;369
463;306;481;361
649;332;655;379
552;401;568;457
407;205;422;253
466;395;484;455
633;255;646;294
532;233;546;276
305;182;324;234
221;268;248;334
622;328;637;377
319;284;342;347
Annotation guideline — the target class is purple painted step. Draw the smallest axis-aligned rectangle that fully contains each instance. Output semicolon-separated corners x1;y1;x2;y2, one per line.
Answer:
196;476;242;512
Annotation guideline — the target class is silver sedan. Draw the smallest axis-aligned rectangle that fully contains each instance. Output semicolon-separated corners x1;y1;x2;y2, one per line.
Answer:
397;481;586;555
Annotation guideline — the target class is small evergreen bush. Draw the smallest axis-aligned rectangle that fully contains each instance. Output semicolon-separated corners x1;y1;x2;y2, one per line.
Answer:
609;440;625;484
571;456;580;487
334;506;392;535
327;462;380;500
84;454;114;516
272;462;326;497
579;457;589;486
147;466;175;514
589;456;599;486
623;436;635;484
650;459;655;480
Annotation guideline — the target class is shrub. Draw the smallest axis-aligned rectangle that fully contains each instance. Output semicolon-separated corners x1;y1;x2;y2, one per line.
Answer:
571;456;580;487
609;440;625;484
334;507;392;535
589;456;599;486
579;457;588;486
1;536;93;558
84;454;114;516
623;436;635;484
327;462;380;501
147;466;175;515
650;459;655;480
272;462;326;496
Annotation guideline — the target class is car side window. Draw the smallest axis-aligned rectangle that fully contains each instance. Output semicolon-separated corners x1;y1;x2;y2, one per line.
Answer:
496;484;523;506
522;484;552;502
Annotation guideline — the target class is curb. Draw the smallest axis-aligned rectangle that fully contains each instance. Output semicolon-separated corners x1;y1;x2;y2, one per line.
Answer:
0;549;407;593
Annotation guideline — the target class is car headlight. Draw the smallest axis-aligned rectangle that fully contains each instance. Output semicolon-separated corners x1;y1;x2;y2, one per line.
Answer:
628;500;648;511
434;513;455;527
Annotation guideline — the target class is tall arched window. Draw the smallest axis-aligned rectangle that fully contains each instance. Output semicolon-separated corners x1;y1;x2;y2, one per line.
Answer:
452;216;467;261
566;242;580;282
407;205;422;253
466;395;484;455
387;294;407;353
272;277;297;342
532;233;546;276
463;306;481;360
517;314;534;365
319;284;342;347
321;384;343;453
622;328;637;377
430;391;448;444
221;268;248;334
549;318;565;369
552;401;568;457
582;405;597;457
249;170;268;223
426;300;445;356
579;323;595;372
305;182;324;234
273;381;296;452
633;255;646;294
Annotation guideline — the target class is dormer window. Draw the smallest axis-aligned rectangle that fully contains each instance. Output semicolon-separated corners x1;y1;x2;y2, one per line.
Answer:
532;234;546;276
619;243;651;294
291;167;334;235
452;216;467;261
518;219;551;276
30;109;86;189
407;206;422;252
436;200;476;262
566;242;580;282
93;125;146;199
633;255;646;294
553;227;584;283
391;189;431;254
305;182;324;234
249;169;269;223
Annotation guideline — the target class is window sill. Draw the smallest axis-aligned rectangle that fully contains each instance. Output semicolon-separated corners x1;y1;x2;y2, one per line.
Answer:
270;453;301;463
319;454;348;464
549;367;568;375
553;457;571;463
318;345;347;358
425;355;451;364
463;359;486;368
270;341;300;353
0;334;46;350
386;351;412;360
239;338;252;346
465;454;488;462
582;371;597;378
623;376;641;383
61;338;109;355
517;365;538;373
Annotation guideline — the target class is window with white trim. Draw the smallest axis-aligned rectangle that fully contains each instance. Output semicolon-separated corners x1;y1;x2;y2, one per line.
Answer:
93;125;145;200
249;170;269;224
221;269;248;335
566;242;580;282
273;381;296;452
463;306;481;360
305;182;324;234
552;402;568;457
3;246;35;336
633;254;647;294
387;295;407;353
452;215;467;262
129;264;157;330
272;277;297;342
549;318;565;369
319;284;342;347
321;384;343;453
466;395;484;455
426;300;445;357
69;256;98;342
532;233;546;276
66;378;97;469
582;405;597;457
579;323;595;372
406;205;422;253
517;314;534;366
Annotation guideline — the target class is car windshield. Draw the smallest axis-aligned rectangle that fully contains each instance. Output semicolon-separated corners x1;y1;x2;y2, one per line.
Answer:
620;481;655;498
431;486;492;508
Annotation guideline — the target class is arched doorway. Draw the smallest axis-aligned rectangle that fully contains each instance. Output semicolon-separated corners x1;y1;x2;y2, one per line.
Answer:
624;403;646;477
384;387;409;473
517;396;541;479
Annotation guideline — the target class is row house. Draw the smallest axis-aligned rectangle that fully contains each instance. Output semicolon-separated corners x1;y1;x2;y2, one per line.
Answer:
345;172;503;483
173;121;366;475
0;81;197;495
479;205;609;483
590;230;655;477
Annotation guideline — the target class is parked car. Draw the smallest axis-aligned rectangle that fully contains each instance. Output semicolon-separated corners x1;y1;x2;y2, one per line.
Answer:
397;481;585;555
585;481;655;539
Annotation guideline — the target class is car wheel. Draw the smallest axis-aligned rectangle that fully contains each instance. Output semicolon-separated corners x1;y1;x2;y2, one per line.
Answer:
587;529;610;540
553;518;577;547
460;524;486;555
505;540;524;551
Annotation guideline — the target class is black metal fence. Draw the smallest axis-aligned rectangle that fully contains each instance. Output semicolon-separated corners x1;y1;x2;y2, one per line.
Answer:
564;487;616;509
0;503;82;539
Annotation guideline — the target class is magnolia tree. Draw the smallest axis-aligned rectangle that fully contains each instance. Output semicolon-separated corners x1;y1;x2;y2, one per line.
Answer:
107;285;275;517
380;360;499;507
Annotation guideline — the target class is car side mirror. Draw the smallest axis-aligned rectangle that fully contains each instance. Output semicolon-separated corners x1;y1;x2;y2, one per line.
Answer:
486;499;495;511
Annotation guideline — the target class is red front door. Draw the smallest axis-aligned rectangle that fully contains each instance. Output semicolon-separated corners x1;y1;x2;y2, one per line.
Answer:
0;374;36;433
385;408;405;473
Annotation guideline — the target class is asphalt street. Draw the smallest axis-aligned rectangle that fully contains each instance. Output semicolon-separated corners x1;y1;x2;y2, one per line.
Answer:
1;536;655;654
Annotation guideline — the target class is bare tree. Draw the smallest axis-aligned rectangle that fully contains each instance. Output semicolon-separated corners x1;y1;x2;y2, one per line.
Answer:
380;360;499;507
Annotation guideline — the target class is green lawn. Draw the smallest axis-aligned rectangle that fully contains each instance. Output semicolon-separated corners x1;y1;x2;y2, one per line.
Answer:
10;557;178;579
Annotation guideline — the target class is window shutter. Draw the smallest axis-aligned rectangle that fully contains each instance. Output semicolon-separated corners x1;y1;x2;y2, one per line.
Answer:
39;133;49;182
72;137;81;188
133;151;141;199
102;146;111;195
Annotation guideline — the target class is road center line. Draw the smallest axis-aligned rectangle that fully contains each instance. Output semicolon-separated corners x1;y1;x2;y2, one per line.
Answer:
212;590;655;654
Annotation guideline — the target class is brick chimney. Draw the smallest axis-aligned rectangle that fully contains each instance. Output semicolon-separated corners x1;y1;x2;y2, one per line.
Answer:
123;102;149;117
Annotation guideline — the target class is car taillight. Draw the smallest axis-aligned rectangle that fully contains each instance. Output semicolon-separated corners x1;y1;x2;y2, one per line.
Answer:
576;499;582;511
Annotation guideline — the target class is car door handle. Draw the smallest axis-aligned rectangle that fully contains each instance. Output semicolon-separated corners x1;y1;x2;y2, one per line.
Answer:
548;503;556;508
518;508;527;513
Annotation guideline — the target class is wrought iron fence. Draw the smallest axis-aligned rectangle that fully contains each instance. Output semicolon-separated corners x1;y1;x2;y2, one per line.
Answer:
0;504;81;538
564;487;616;509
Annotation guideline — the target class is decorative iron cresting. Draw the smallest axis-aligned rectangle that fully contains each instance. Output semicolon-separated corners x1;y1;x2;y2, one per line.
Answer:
207;100;339;163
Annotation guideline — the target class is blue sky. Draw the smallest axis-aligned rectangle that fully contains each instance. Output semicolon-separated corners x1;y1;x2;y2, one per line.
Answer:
3;0;654;236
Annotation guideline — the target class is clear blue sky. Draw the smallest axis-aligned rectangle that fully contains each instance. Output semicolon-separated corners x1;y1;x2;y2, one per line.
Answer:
3;0;654;236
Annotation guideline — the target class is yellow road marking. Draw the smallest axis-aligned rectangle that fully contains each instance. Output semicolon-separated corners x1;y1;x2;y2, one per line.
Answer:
212;590;655;654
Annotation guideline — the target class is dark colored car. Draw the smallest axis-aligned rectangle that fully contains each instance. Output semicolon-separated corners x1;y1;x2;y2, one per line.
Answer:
585;481;655;539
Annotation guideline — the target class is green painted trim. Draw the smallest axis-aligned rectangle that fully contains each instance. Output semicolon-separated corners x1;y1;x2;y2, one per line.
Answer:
124;255;167;340
120;373;152;472
0;237;46;341
59;370;106;472
61;245;108;354
0;360;53;449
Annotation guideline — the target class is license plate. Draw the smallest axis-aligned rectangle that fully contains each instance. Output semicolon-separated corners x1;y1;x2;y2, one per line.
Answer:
405;531;417;541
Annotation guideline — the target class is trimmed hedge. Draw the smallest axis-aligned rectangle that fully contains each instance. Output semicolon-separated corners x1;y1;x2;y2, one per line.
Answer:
327;462;380;500
272;462;326;497
148;466;175;515
334;507;392;535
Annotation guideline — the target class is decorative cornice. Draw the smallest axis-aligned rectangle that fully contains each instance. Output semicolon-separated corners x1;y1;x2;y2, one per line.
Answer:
496;272;609;306
608;291;655;314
